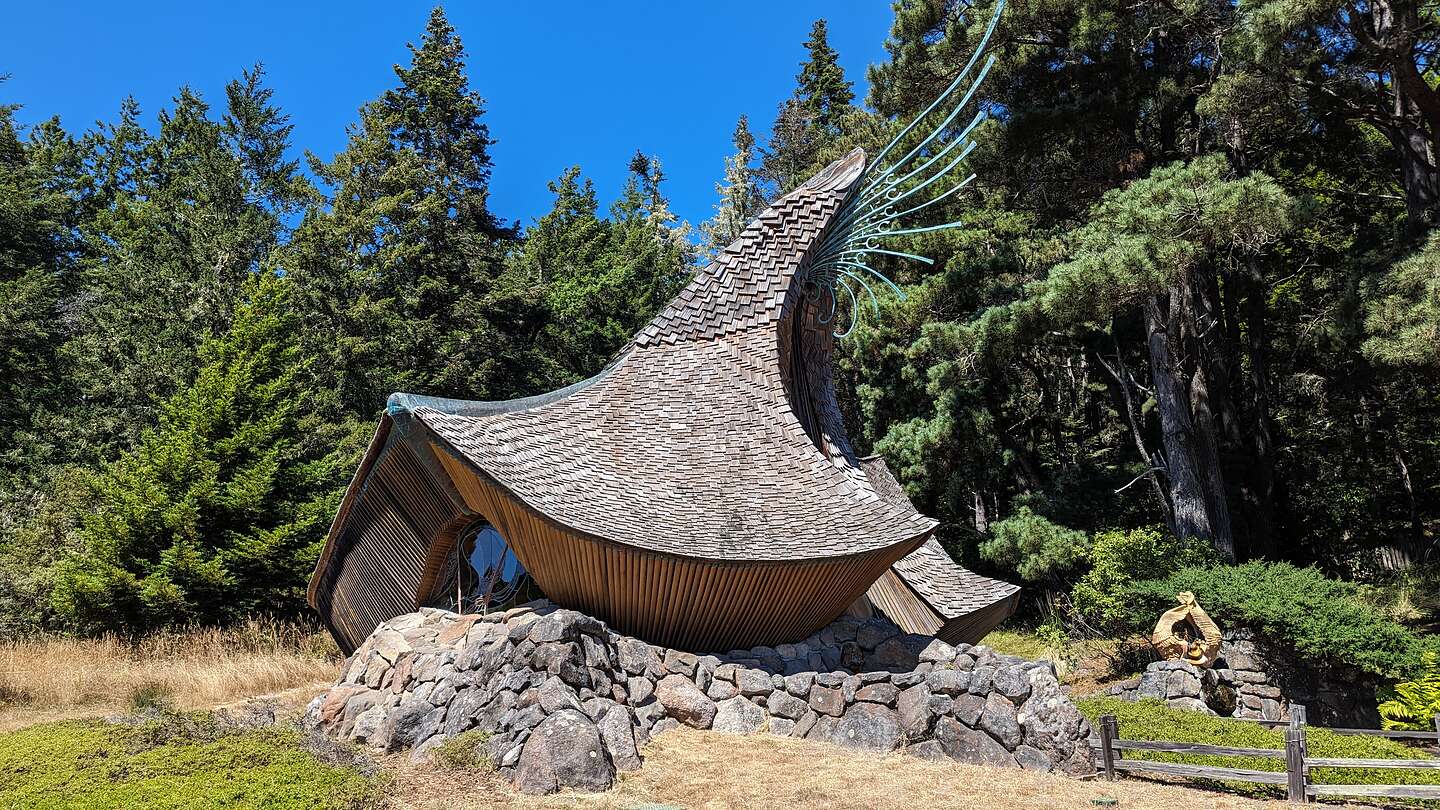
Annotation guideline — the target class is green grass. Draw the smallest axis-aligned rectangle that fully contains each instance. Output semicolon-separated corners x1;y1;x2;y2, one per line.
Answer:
1077;696;1440;799
0;713;376;809
978;629;1053;661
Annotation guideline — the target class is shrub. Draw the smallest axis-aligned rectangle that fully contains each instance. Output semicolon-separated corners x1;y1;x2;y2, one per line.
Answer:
432;729;493;770
1076;696;1440;795
1117;561;1429;679
1378;652;1440;731
979;506;1089;584
127;682;176;713
1070;525;1216;632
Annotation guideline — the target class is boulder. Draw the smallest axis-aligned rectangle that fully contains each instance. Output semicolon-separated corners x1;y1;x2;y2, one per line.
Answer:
808;685;845;717
935;716;1016;768
897;684;935;739
980;693;1023;749
833;703;903;753
654;674;716;728
515;709;615;794
712;697;767;734
597;706;642;771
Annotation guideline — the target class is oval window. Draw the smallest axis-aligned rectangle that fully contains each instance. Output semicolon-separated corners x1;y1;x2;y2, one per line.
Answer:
464;523;528;608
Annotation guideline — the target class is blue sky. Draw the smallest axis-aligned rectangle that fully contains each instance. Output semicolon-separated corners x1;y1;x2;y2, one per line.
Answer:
1;1;894;230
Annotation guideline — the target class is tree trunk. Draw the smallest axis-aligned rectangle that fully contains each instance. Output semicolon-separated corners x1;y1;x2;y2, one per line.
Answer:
1180;279;1237;560
1144;293;1224;555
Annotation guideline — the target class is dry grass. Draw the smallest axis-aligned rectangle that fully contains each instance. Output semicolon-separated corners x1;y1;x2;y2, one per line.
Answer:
0;618;340;731
381;727;1303;810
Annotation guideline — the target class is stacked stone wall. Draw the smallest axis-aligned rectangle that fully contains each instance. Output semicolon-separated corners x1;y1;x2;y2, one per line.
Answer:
305;601;1095;794
1103;628;1380;726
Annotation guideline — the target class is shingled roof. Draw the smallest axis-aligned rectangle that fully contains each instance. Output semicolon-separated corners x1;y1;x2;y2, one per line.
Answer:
387;149;934;561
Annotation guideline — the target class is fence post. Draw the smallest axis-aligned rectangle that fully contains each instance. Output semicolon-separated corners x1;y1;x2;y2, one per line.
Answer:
1433;713;1439;754
1285;705;1308;803
1098;714;1118;782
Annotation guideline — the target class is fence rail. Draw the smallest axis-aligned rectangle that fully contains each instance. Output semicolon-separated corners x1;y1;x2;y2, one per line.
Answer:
1094;708;1440;803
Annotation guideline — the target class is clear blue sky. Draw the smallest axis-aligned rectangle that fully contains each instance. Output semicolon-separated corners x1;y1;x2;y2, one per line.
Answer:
1;1;894;230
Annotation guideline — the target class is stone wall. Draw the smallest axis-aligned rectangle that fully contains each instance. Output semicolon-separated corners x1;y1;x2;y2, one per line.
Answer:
1103;628;1380;727
304;601;1095;794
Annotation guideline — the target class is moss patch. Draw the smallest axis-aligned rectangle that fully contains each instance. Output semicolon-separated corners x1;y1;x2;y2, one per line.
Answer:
1077;696;1440;797
0;715;375;809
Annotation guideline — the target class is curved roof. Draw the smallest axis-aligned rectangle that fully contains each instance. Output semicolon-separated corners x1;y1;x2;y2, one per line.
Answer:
384;148;938;561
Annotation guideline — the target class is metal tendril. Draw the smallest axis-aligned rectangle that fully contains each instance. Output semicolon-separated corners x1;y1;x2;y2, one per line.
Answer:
806;0;1005;338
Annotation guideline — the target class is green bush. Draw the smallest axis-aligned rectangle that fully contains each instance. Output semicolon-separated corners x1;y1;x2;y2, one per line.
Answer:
1378;652;1440;731
1077;696;1440;796
1117;561;1430;679
979;506;1090;584
1070;525;1216;631
0;716;375;809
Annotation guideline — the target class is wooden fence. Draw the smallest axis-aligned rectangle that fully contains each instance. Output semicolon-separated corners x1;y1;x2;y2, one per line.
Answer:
1094;708;1440;802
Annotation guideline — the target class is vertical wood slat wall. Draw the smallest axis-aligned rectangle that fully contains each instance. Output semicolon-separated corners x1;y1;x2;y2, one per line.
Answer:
430;443;925;652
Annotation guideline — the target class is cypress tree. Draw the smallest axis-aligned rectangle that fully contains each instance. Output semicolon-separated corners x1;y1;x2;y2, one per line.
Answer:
703;115;765;254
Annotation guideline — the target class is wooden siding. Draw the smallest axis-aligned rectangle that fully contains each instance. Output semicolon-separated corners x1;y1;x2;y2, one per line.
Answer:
865;564;1018;646
430;441;926;652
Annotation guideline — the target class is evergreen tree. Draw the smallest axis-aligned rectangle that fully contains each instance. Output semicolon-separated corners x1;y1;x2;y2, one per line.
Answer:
796;20;854;133
286;6;543;422
761;20;859;196
51;274;347;633
702;115;765;254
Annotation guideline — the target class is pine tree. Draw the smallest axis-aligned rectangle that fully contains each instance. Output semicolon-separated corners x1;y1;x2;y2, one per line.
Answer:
702;115;765;254
795;20;854;133
762;20;858;195
286;6;541;421
65;72;304;463
51;274;347;633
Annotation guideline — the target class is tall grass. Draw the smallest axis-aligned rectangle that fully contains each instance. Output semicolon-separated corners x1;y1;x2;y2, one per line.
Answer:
0;618;340;719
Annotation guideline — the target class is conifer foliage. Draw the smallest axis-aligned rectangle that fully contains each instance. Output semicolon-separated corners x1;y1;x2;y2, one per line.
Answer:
52;275;343;633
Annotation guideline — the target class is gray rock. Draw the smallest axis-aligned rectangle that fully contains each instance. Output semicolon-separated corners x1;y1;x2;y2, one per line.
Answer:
1167;696;1214;714
783;668;817;694
793;710;818;738
926;669;970;696
857;621;899;651
706;679;739;701
891;670;927;688
526;610;603;644
654;674;716;728
712;696;766;734
766;690;809;720
663;649;699;677
651;718;680;736
842;675;862;702
511;704;546;732
597;706;642;771
991;667;1032;702
815;672;845;688
839;641;865;670
919;638;958;664
515;709;615;794
769;718;796;736
1014;744;1053;772
980;693;1022;749
897;684;935;739
349;704;387;747
808;685;845;717
633;700;666;732
967;665;995;695
855;683;900;706
616;638;660;677
952;693;986;726
871;637;920;671
409;732;450;764
384;695;438;752
538;676;584;714
907;740;947;760
935;716;1017;767
736;668;774;697
833;703;903;753
627;676;655;705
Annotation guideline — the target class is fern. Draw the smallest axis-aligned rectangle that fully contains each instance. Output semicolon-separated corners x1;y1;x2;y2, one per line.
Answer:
1378;652;1440;731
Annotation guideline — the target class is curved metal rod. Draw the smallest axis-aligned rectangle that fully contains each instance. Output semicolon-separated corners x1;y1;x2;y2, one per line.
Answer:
833;277;861;338
859;0;1006;182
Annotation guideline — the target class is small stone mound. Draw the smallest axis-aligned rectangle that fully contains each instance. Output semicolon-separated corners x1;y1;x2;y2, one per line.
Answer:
304;601;1095;794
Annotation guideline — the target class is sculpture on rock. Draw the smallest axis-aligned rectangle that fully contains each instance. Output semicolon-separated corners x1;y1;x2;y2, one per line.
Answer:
1150;591;1222;667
